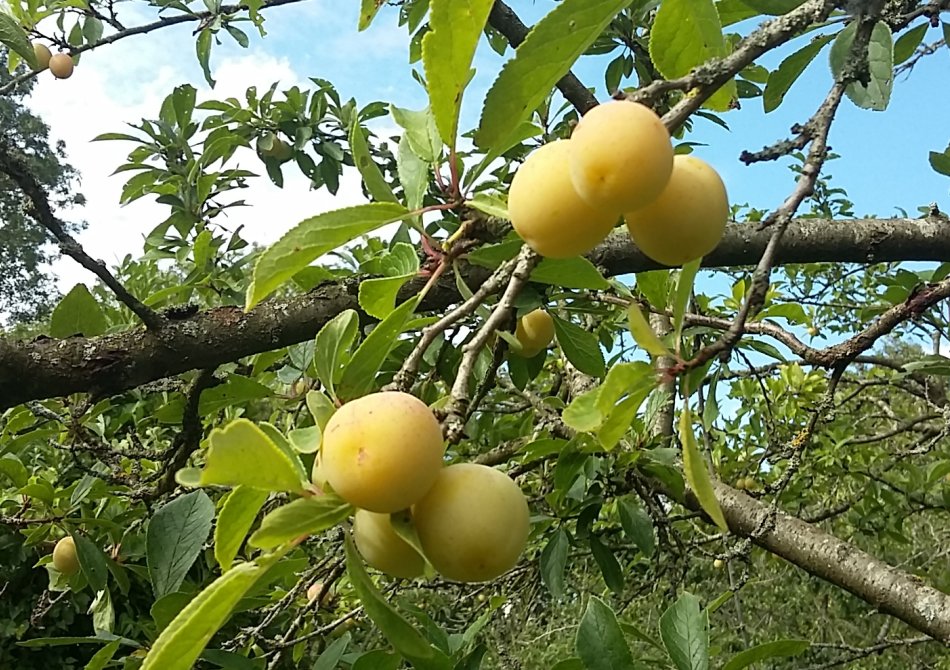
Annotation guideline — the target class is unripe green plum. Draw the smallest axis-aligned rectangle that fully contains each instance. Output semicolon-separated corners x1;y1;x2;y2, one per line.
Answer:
625;155;728;267
52;536;80;576
508;140;620;259
353;509;425;579
514;309;554;357
569;101;674;211
321;391;444;513
259;136;294;162
413;463;529;583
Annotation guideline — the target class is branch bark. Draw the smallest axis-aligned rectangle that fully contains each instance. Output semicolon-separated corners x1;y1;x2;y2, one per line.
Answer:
2;216;949;410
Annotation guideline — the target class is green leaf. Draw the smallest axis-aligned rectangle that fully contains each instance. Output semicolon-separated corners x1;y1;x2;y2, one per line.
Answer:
0;455;28;487
248;495;353;549
313;633;351;670
626;304;672;359
49;284;108;338
575;596;636;670
147;491;214;599
673;259;700;344
288;426;321;454
540;528;569;598
829;21;893;111
659;592;708;670
83;640;121;670
314;309;360;400
349;120;398;203
359;276;416;319
467;193;509;219
214;486;269;572
552;316;606;377
650;0;736;112
929;149;950;178
344;535;452;670
740;0;804;13
893;22;927;65
307;390;337;432
338;296;421;401
618;497;655;558
563;387;604;432
721;640;810;670
589;536;624;593
195;419;307;493
552;660;584;670
358;0;384;30
246;203;410;309
475;0;627;151
391;105;442;163
82;16;103;45
680;408;728;532
73;532;110;593
140;549;287;670
0;12;38;68
196;29;215;88
422;0;494;148
532;257;610;290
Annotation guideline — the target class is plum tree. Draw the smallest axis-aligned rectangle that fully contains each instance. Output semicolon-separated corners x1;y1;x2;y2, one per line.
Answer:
48;53;74;80
508;139;619;258
353;509;425;579
52;536;80;576
624;155;729;267
320;391;445;513
412;463;530;583
32;43;51;70
569;101;674;211
514;308;554;357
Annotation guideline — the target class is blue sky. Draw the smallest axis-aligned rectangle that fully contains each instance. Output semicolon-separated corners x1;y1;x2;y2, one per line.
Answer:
27;0;950;290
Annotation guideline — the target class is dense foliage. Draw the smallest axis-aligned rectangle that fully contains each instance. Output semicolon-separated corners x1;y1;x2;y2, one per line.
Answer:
2;1;950;669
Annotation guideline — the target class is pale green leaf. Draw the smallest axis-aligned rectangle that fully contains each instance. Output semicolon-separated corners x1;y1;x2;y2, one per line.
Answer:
679;409;728;532
422;0;494;148
349;120;397;203
467;193;508;219
358;0;384;30
249;494;353;549
197;419;306;493
650;0;737;112
397;134;429;212
391;105;442;163
532;257;610;290
314;309;360;400
50;284;108;338
763;34;834;112
575;596;636;670
626;305;672;358
829;21;894;111
246;203;410;309
475;0;627;151
83;640;121;670
673;259;700;344
659;592;709;670
214;486;269;571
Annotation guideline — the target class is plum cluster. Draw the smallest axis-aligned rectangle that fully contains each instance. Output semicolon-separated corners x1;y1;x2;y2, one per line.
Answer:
316;391;530;583
32;42;75;80
509;101;729;267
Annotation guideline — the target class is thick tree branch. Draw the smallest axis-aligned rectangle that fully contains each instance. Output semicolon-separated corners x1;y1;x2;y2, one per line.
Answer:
693;482;950;644
3;216;950;410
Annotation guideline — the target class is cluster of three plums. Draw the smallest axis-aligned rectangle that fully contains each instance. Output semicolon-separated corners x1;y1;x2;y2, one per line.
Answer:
315;391;530;582
509;100;729;267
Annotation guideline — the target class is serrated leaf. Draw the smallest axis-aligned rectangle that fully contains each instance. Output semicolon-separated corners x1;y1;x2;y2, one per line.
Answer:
650;0;736;112
314;309;360;400
358;0;384;30
475;0;627;151
246;203;410;309
618;497;655;557
397;134;429;212
422;0;494;148
73;532;109;594
467;193;508;219
659;592;708;670
344;535;452;670
338;296;421;401
575;596;636;670
214;486;269;571
359;269;418;319
49;284;108;338
532;257;610;290
350;120;397;203
829;21;893;111
722;640;810;670
0;13;38;68
140;549;286;670
563;386;604;432
589;536;624;593
627;304;672;358
679;409;728;532
147;491;214;599
287;425;321;454
540;528;569;598
391;105;442;163
249;495;353;549
197;419;307;493
552;316;606;377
